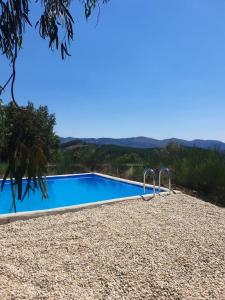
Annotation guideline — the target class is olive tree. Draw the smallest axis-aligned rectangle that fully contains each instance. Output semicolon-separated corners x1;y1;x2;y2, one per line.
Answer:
0;102;58;210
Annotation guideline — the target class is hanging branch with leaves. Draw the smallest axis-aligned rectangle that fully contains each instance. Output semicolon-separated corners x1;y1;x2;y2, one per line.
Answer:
0;0;109;107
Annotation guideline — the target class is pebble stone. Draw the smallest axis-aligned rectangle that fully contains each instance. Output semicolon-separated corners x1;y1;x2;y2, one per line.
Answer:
0;194;224;299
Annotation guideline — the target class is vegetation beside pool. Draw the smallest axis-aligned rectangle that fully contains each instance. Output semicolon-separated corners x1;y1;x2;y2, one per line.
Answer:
0;128;224;207
52;141;225;206
0;107;224;208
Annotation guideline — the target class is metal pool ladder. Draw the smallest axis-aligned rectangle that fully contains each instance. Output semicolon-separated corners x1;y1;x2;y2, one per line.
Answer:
159;168;171;193
143;168;156;195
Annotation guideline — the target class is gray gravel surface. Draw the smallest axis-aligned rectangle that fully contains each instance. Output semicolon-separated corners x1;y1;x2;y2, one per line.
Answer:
0;194;225;300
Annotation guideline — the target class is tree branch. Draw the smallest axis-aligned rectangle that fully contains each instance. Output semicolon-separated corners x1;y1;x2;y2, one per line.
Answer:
11;43;20;108
1;74;13;93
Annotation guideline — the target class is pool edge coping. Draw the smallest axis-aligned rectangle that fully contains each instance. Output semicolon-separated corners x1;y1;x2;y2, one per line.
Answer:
0;172;170;225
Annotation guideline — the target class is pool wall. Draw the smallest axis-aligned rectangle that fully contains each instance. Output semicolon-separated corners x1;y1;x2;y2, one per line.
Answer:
0;172;169;225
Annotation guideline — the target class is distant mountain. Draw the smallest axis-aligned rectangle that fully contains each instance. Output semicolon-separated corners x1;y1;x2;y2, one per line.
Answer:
60;136;225;151
60;137;77;144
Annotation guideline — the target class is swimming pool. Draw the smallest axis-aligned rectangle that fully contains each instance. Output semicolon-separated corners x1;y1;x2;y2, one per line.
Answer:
0;173;166;219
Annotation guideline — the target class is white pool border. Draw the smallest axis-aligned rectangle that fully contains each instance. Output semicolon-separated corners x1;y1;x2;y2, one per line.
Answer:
0;172;169;225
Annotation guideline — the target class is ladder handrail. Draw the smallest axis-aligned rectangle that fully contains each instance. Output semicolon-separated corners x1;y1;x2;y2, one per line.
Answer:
143;168;156;195
159;167;171;193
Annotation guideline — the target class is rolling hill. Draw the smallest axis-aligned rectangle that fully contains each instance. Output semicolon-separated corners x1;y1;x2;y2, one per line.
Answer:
60;136;225;151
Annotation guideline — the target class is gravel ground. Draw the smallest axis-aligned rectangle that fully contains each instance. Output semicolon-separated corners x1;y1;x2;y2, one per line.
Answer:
0;194;225;300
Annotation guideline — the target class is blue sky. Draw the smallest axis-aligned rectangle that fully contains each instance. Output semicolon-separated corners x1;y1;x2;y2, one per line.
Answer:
1;0;225;141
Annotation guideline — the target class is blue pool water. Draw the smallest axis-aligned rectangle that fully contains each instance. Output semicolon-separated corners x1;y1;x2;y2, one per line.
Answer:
0;174;157;215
